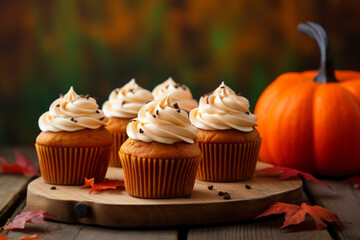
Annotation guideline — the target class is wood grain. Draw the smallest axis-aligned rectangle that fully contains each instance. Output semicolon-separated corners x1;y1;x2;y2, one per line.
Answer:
25;162;303;228
187;192;333;240
0;147;37;226
305;180;360;240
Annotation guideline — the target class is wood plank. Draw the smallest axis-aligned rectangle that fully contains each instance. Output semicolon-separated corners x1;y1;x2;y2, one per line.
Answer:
304;180;360;240
0;147;37;226
5;222;178;240
187;192;333;240
25;162;303;227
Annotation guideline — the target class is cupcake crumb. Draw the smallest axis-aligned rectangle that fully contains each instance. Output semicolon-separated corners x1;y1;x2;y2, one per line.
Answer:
245;184;251;189
208;185;213;190
50;186;56;190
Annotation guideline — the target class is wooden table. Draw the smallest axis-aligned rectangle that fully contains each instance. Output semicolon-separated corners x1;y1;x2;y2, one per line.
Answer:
0;147;359;240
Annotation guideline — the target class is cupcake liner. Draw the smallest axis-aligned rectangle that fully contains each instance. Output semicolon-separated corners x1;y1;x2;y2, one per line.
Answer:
109;132;128;167
196;139;262;182
119;153;200;198
35;144;111;185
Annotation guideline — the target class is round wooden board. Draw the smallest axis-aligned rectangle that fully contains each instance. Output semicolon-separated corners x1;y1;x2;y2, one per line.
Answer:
26;162;303;228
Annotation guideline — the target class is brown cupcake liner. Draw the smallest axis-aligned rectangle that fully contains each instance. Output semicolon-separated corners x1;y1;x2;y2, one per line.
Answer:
109;132;128;167
196;139;261;182
119;153;200;198
35;144;111;185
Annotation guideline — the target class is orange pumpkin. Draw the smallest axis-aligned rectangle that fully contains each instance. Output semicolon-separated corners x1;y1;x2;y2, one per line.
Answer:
254;22;360;176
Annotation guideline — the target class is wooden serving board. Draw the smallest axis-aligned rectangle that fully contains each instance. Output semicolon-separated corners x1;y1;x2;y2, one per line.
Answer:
25;162;303;228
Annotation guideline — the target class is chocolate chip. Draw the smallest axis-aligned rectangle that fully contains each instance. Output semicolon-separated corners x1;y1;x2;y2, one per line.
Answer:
56;104;60;107
99;117;105;121
245;112;250;115
173;103;179;109
152;114;156;118
96;110;100;113
218;191;225;196
139;128;144;133
245;184;251;189
50;186;56;190
156;110;159;115
223;193;231;200
177;109;181;113
208;185;213;190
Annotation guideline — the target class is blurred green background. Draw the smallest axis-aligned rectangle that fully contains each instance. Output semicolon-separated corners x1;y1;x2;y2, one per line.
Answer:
1;0;360;145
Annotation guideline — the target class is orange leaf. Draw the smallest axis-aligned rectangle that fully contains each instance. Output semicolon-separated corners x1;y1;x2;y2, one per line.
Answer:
0;151;39;176
341;176;360;189
81;177;94;188
89;178;124;194
255;202;343;230
2;210;56;230
258;166;333;190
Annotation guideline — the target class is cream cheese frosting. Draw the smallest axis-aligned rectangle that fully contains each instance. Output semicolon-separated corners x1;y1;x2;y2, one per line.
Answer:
126;94;198;144
152;77;198;112
189;82;257;132
39;87;108;132
102;79;153;118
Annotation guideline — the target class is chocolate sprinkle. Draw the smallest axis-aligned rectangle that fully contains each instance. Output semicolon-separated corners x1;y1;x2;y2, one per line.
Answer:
146;101;151;104
50;186;56;190
177;109;181;113
245;112;250;115
245;184;251;189
139;128;144;133
156;110;159;115
223;193;231;200
218;191;225;196
174;103;179;109
206;96;210;104
70;118;77;123
152;114;156;118
220;86;225;88
96;110;100;113
129;119;135;123
56;104;60;107
85;94;90;99
208;185;214;190
99;117;105;121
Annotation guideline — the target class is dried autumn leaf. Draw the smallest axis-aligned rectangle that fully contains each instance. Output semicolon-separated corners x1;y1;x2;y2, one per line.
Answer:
341;176;360;189
81;178;125;194
81;177;94;188
255;202;343;230
2;210;56;230
258;166;333;190
0;150;39;176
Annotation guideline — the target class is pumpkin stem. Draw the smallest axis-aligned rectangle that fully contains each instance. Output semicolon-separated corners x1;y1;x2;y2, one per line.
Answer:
297;22;338;83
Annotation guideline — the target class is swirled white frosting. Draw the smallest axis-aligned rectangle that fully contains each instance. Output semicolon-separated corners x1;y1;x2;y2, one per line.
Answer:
189;82;257;132
39;87;108;132
127;94;198;144
102;79;153;118
152;77;198;112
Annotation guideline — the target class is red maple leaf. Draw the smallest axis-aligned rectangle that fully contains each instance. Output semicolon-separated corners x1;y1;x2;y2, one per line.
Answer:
255;202;343;230
341;176;360;189
0;150;39;176
81;178;124;194
2;210;56;230
257;166;333;190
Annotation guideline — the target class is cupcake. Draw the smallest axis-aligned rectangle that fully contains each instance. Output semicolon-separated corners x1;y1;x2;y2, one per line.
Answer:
102;79;153;167
190;82;261;182
36;87;113;185
152;77;198;113
119;94;201;198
